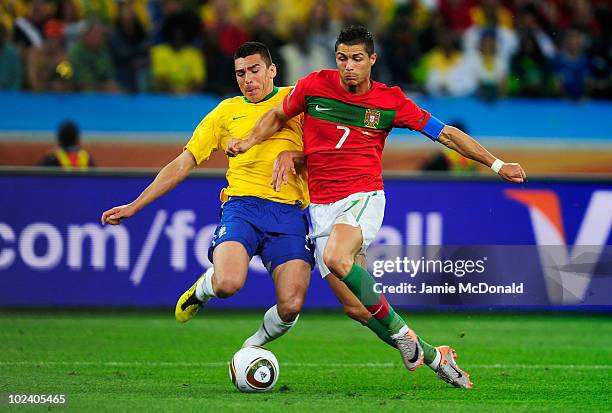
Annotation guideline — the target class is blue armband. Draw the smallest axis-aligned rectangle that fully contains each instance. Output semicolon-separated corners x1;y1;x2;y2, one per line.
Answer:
421;115;445;141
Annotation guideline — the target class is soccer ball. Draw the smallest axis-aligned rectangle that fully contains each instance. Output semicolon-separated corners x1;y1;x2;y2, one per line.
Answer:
229;346;279;392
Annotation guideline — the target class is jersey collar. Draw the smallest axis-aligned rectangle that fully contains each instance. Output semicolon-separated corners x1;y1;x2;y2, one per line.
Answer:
243;86;279;103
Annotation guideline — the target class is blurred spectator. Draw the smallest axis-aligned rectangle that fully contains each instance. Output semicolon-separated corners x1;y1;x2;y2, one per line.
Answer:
26;19;73;91
249;8;286;87
54;0;88;50
13;0;49;51
507;29;555;98
552;28;592;100
558;0;601;37
279;22;328;85
39;120;95;170
589;6;611;99
151;12;204;94
438;0;476;33
469;0;513;30
382;5;421;89
202;0;248;95
513;4;556;59
0;22;23;90
307;0;339;68
422;121;477;173
110;1;150;93
464;29;509;101
68;19;119;92
463;1;518;64
416;30;475;97
336;0;362;27
77;0;117;24
418;10;448;54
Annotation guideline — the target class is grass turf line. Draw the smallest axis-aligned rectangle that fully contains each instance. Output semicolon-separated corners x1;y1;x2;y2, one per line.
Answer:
1;312;610;412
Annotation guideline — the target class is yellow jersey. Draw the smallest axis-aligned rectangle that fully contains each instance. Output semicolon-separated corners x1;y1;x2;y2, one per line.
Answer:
185;86;309;206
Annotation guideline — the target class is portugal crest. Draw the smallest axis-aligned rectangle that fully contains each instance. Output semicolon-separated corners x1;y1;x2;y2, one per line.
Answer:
364;109;381;129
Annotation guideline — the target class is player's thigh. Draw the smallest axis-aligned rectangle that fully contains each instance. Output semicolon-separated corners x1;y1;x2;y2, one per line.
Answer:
326;223;363;259
212;241;250;293
208;213;259;293
323;191;385;260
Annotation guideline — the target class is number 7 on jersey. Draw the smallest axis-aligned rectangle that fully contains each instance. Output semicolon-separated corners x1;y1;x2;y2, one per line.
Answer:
335;126;350;149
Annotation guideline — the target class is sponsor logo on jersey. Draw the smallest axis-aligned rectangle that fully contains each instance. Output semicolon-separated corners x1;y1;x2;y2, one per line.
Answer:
314;105;332;111
364;109;381;128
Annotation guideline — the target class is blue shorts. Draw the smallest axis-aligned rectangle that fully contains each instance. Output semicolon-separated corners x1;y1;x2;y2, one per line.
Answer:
208;196;314;274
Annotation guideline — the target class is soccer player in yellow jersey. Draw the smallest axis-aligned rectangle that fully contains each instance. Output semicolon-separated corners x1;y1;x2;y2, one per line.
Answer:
101;43;313;347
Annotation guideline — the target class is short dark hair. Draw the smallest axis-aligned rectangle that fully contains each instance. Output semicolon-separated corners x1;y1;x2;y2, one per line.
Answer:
57;120;80;148
335;25;375;55
233;42;272;66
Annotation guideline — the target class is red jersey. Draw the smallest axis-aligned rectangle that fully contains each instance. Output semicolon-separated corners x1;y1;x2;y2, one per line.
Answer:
282;69;433;204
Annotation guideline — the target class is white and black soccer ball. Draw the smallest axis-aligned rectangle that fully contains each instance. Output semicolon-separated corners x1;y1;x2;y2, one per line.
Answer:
229;346;279;392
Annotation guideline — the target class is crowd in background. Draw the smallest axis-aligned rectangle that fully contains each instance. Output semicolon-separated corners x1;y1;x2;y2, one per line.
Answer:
0;0;610;100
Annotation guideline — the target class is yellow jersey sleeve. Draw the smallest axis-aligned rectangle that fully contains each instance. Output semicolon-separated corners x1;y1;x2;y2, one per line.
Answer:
184;104;225;165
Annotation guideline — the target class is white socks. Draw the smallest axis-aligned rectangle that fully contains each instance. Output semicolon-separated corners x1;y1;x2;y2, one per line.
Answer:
195;267;216;301
194;270;299;347
243;305;299;347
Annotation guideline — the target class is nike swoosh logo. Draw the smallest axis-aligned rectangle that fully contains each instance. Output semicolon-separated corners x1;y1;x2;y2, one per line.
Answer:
232;115;247;120
315;105;332;111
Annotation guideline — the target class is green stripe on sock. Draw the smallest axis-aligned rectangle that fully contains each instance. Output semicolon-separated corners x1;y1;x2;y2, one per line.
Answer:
418;336;438;365
365;317;397;349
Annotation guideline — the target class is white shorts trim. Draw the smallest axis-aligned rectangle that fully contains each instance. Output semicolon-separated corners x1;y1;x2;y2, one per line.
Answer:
309;190;385;278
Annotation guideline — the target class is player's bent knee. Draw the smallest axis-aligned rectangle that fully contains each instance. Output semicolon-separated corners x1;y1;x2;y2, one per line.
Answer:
213;277;243;298
277;298;303;322
323;251;354;277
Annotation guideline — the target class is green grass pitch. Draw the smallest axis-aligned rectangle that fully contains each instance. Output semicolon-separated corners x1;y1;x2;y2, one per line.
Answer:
1;311;611;412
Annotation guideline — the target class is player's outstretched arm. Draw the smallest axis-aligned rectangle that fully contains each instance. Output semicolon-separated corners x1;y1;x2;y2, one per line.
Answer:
437;125;527;183
101;150;197;225
271;150;305;192
226;104;289;157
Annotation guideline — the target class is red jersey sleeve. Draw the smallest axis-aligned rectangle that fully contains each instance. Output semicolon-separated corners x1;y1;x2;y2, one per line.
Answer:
282;71;317;118
391;88;431;131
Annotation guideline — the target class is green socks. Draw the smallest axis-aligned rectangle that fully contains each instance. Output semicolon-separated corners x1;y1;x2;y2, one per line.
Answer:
341;263;406;335
364;317;397;348
364;317;439;366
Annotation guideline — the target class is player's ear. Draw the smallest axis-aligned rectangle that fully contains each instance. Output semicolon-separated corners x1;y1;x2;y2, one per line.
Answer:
369;53;377;66
268;63;277;79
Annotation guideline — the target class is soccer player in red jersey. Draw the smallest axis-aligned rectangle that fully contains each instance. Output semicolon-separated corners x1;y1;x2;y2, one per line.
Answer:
228;26;526;388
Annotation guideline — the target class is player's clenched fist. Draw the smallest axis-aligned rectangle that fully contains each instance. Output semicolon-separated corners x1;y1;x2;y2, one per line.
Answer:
101;204;135;225
225;138;253;157
499;163;527;183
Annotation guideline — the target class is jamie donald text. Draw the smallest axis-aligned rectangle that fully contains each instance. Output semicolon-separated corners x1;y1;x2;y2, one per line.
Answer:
369;255;524;297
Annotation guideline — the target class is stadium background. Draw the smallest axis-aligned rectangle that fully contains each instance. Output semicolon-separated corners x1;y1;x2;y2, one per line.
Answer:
1;0;611;411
